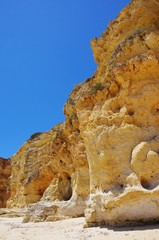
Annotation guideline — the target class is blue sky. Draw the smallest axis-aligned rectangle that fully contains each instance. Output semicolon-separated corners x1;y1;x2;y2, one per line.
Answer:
0;0;130;158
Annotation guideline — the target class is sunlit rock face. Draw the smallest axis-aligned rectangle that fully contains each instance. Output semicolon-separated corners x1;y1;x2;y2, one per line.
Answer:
0;158;11;208
7;122;89;222
3;0;159;226
81;0;159;226
7;125;73;208
64;0;159;226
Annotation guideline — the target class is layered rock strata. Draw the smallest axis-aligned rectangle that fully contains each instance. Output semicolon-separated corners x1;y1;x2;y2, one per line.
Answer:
7;123;89;222
1;0;159;226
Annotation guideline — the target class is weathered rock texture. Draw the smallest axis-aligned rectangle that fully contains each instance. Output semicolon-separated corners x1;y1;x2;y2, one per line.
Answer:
1;0;159;226
82;0;159;226
0;158;11;208
7;123;89;222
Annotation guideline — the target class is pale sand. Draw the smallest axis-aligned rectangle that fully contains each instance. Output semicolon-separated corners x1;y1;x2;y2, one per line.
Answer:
0;217;159;240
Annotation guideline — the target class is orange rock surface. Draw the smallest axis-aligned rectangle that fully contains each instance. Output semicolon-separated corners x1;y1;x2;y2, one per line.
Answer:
0;158;11;208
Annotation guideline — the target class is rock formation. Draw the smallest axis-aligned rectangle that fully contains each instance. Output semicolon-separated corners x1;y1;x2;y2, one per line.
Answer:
83;0;159;226
0;158;11;208
1;0;159;226
7;123;89;222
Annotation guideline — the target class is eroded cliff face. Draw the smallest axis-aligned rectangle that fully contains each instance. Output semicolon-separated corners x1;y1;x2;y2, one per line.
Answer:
7;125;72;208
82;0;159;226
7;121;89;222
2;0;159;226
0;158;11;208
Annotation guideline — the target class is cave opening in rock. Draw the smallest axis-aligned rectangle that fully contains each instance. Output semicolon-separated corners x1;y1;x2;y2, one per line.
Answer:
140;177;159;190
60;176;72;201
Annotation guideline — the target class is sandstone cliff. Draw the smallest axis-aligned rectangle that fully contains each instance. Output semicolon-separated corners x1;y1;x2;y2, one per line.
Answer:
7;122;89;222
0;158;11;208
1;0;159;226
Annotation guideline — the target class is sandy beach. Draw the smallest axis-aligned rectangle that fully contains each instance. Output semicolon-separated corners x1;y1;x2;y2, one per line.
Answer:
0;217;159;240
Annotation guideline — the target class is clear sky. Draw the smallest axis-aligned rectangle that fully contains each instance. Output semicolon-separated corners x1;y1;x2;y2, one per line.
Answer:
0;0;130;158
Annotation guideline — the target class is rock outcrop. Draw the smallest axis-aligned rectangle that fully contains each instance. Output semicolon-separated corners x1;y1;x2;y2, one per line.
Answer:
7;123;89;222
1;0;159;226
0;158;11;208
81;0;159;226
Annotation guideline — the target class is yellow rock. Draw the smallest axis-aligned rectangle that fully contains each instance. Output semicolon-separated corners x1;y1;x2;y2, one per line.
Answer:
2;0;159;226
83;0;159;226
